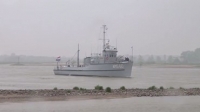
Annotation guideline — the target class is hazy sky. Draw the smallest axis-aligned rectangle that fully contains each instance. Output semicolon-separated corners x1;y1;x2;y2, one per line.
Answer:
0;0;200;57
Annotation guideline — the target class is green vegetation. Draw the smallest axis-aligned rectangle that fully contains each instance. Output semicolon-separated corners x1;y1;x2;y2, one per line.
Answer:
80;88;86;91
159;86;164;90
181;48;200;64
105;87;111;92
120;86;126;90
169;87;174;89
180;87;184;89
73;86;79;90
148;86;157;90
95;85;103;90
133;47;200;65
67;90;71;93
53;87;58;90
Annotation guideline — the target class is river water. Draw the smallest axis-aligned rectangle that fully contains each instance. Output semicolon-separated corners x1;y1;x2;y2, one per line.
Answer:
0;64;200;112
0;96;200;112
0;64;200;89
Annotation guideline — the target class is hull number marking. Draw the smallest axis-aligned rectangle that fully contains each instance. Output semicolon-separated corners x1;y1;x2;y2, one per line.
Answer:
113;64;124;69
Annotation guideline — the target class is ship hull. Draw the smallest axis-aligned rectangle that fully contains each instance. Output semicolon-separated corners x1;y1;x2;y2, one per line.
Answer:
54;62;133;77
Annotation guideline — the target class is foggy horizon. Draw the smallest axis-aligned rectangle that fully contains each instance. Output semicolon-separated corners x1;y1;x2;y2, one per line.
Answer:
1;0;200;57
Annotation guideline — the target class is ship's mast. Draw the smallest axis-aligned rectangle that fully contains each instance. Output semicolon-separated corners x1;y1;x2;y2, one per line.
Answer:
102;25;107;63
77;44;79;67
103;25;106;50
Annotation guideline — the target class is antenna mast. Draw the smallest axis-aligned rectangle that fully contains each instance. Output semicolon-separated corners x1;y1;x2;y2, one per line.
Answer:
116;38;118;49
77;44;79;67
103;25;106;50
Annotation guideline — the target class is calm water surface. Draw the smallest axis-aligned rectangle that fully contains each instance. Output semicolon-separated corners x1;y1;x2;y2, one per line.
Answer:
0;96;200;112
0;64;200;112
0;64;200;89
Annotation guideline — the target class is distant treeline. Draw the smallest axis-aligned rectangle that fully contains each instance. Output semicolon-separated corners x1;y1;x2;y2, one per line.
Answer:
181;48;200;64
0;54;70;63
0;48;200;65
133;55;180;65
133;48;200;65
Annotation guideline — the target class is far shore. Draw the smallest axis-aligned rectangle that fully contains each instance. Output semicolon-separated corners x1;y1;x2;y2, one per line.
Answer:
0;62;200;68
0;88;200;103
135;64;200;68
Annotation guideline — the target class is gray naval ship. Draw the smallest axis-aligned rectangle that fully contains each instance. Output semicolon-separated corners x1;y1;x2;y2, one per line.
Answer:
54;25;133;77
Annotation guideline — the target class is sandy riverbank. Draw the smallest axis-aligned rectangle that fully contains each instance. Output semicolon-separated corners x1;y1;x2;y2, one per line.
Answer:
0;88;200;103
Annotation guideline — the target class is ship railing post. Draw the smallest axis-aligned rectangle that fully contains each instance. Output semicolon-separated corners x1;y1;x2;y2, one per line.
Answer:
57;61;58;70
77;44;80;67
131;46;133;63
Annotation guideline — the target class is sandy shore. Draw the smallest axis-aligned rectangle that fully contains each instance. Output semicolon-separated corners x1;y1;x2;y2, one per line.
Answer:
0;88;200;103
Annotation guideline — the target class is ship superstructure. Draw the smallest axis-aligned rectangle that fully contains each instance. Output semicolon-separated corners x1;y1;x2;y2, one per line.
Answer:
54;25;133;77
